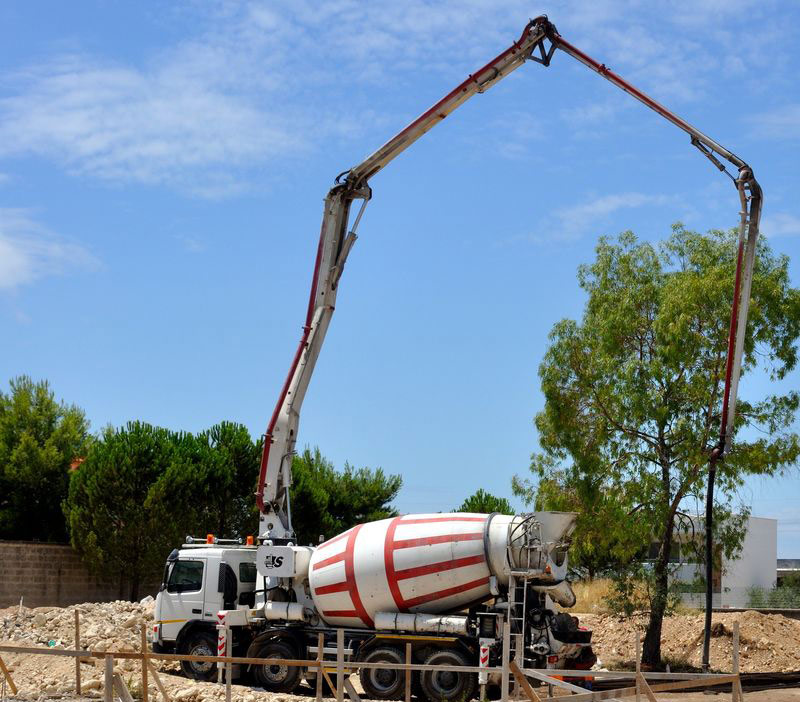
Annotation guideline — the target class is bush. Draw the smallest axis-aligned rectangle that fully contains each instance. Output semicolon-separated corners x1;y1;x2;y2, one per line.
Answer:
746;584;800;609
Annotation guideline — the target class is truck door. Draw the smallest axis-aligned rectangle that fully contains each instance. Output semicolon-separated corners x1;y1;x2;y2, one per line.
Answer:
159;558;207;642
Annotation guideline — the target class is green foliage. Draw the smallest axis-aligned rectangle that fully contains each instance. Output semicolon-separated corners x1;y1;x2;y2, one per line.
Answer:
63;420;261;599
152;422;260;539
290;447;402;545
604;563;682;619
0;376;90;541
455;488;513;514
64;422;182;600
747;581;800;608
514;468;646;579
519;225;800;665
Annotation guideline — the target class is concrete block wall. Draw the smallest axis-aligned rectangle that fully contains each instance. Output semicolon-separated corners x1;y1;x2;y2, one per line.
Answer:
0;540;125;607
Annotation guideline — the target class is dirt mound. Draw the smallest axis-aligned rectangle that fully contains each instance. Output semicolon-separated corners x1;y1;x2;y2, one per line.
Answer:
579;609;800;672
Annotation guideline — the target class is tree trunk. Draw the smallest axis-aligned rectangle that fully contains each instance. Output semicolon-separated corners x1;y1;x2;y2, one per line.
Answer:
130;573;140;602
642;521;674;667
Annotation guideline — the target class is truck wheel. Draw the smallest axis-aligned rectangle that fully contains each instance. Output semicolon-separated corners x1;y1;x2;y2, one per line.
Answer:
419;649;476;702
252;640;301;693
179;631;217;681
359;646;405;700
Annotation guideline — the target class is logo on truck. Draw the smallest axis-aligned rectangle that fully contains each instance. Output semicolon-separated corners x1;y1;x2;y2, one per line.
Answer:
263;554;284;569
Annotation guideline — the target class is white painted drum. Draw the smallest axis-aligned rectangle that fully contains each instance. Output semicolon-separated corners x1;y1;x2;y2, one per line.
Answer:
308;513;495;628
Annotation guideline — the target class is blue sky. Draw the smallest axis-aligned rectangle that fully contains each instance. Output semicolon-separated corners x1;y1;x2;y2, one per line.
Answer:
1;1;799;555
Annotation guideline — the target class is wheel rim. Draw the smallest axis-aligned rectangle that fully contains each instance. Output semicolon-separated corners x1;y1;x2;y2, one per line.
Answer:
189;642;213;674
262;655;289;684
368;667;399;693
431;670;460;696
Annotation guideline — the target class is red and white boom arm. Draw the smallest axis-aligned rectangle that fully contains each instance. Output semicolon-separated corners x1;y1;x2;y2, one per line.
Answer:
255;17;761;539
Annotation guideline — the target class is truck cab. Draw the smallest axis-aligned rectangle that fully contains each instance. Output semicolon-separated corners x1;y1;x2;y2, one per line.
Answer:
152;536;259;680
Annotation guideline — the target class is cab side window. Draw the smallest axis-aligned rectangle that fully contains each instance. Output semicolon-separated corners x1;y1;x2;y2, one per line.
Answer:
167;560;204;593
239;562;257;584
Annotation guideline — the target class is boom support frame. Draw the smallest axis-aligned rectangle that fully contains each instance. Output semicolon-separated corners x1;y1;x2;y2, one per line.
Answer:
254;17;762;546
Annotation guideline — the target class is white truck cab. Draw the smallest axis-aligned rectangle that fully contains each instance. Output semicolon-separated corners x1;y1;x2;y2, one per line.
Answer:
152;536;259;680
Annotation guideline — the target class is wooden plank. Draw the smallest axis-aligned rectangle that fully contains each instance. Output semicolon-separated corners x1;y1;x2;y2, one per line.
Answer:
557;674;741;702
509;661;542;702
0;645;88;657
104;654;114;702
75;610;82;696
147;661;171;702
0;653;18;695
637;674;658;702
322;669;338;693
635;635;641;702
113;672;136;702
404;643;412;702
140;626;149;702
316;632;324;702
336;628;345;702
344;677;362;702
732;620;740;702
225;624;232;702
501;619;511;701
523;668;588;695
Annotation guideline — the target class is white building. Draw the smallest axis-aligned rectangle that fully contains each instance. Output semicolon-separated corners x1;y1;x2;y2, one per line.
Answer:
667;516;777;608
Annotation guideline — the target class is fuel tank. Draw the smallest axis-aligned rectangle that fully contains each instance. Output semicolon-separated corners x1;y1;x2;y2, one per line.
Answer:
307;511;575;628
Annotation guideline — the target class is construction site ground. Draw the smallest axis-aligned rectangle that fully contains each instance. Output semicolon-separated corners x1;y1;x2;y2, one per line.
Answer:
2;601;799;701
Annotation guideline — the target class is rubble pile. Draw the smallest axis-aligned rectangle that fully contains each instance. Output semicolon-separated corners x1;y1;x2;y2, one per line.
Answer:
581;609;800;672
0;599;155;651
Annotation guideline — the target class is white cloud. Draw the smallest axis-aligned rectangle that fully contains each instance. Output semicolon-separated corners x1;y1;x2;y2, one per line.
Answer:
750;104;800;140
0;209;98;290
761;213;800;238
548;192;671;242
0;1;792;196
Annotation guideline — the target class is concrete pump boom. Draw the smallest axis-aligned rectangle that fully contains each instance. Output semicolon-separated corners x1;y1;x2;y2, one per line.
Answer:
255;16;762;541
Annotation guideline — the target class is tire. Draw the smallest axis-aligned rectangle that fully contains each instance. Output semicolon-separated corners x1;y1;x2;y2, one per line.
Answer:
359;646;405;700
419;649;476;702
179;630;217;681
252;640;302;693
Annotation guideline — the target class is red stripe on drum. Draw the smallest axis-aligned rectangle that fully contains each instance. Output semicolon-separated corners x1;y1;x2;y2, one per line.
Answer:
402;576;489;609
312;551;346;571
394;554;485;581
392;532;482;549
344;523;374;628
399;516;486;525
384;516;406;610
313;580;350;595
315;528;353;551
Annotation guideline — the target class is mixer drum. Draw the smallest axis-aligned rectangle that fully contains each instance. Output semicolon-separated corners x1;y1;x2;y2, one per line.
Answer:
308;513;493;628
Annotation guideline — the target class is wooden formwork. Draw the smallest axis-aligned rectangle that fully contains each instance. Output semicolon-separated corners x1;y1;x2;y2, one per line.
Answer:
0;614;746;702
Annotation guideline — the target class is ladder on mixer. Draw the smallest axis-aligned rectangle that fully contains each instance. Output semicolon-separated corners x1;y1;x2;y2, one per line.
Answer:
502;573;529;699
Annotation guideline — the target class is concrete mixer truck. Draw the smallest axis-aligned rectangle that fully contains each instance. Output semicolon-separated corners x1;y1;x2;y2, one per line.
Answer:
153;14;761;700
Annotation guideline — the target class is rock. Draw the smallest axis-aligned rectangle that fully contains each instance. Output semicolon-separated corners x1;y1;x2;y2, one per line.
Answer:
83;679;102;691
